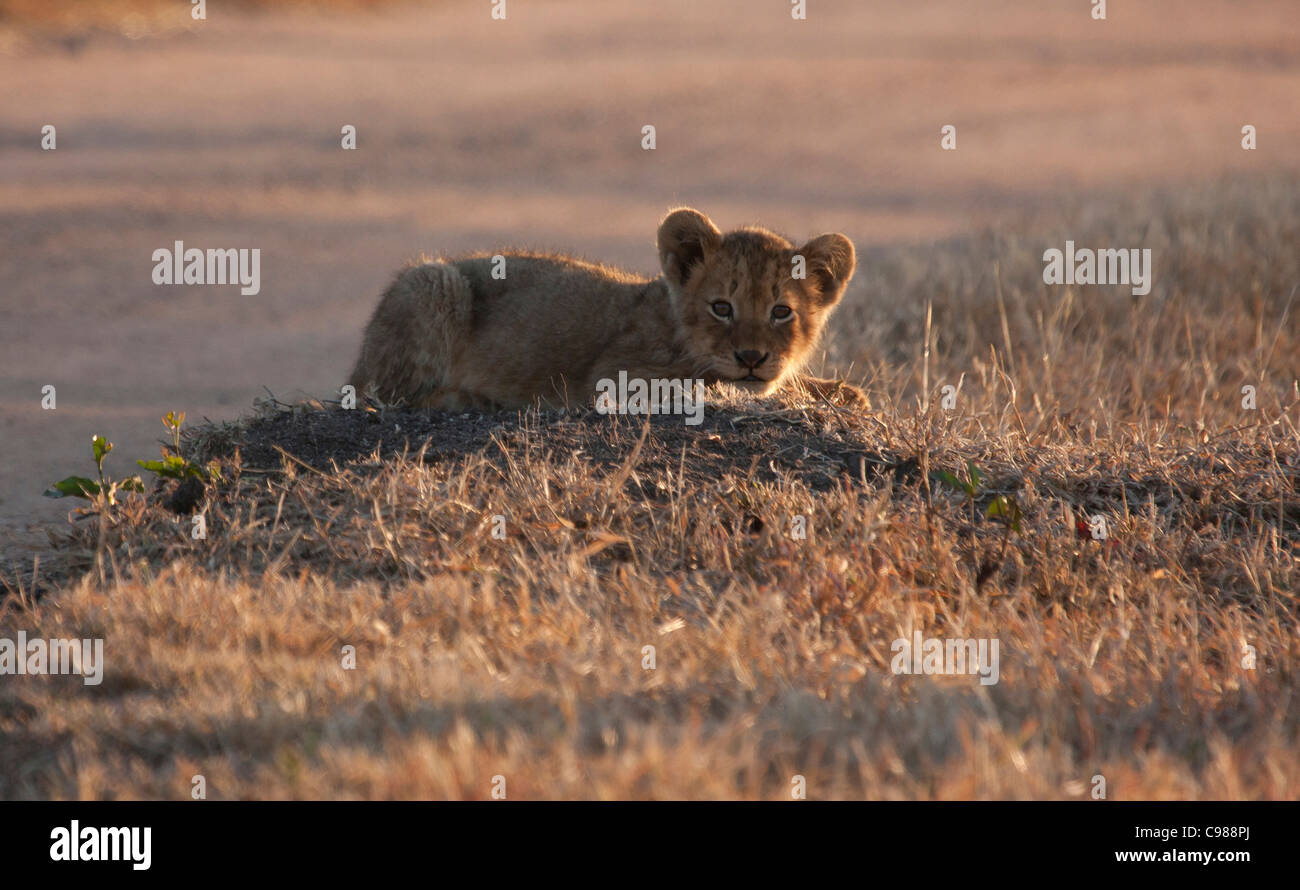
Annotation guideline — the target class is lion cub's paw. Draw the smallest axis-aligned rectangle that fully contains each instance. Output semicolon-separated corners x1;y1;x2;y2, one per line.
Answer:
798;376;871;411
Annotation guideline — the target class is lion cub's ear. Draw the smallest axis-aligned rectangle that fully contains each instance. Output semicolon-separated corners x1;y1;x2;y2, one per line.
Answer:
657;208;723;291
798;233;856;307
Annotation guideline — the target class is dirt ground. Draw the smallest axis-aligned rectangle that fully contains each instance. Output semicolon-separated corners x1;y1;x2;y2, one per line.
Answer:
2;0;1298;544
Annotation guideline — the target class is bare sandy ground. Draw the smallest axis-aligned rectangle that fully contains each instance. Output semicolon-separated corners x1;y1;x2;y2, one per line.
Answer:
1;0;1297;548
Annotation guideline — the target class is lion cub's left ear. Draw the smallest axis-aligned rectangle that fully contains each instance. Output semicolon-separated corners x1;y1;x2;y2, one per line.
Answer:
798;233;856;307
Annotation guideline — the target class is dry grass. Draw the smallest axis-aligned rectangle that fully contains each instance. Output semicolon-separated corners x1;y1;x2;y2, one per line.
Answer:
2;177;1298;799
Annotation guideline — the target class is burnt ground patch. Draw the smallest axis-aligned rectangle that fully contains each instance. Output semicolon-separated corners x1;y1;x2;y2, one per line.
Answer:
186;397;915;494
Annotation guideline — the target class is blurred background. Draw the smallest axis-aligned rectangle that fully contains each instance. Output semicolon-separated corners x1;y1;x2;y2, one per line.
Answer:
1;0;1298;538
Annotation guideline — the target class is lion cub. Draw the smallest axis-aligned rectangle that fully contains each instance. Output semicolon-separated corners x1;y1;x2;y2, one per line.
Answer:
350;207;867;411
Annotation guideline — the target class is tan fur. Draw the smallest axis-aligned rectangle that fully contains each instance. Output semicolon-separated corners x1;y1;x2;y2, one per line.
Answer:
350;207;868;411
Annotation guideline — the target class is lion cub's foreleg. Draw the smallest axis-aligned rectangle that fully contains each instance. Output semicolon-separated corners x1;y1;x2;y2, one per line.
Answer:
350;262;474;407
792;375;871;409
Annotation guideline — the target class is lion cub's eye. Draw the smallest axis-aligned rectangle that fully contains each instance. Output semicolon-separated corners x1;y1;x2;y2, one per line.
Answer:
710;301;734;320
771;305;793;321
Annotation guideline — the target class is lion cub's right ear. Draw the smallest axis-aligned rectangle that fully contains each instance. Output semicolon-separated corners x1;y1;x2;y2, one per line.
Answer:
657;208;722;292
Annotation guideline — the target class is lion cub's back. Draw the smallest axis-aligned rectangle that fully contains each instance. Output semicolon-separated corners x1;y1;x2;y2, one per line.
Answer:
452;252;643;335
447;253;647;389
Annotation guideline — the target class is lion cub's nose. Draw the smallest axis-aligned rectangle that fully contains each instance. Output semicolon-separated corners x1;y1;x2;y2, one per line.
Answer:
735;350;768;368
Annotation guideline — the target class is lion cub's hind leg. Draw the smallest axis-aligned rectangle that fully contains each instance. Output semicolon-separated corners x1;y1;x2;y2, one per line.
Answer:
350;262;475;408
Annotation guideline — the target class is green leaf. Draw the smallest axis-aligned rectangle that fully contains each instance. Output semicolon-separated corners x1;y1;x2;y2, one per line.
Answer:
986;495;1022;533
138;456;189;479
139;456;210;480
117;476;145;493
936;469;975;498
45;476;101;499
967;461;983;491
91;434;112;469
143;455;213;482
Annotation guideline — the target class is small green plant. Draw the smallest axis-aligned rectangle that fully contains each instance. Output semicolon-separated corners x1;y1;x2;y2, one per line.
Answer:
937;461;983;511
936;460;1022;590
44;434;145;506
45;412;218;512
136;411;219;482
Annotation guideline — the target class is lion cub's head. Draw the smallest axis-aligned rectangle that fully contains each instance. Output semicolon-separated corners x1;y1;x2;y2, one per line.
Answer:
656;207;855;394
